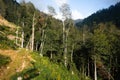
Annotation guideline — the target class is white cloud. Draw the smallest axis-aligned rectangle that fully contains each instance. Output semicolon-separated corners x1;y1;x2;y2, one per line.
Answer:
43;8;62;20
72;10;83;20
54;12;62;20
52;0;68;6
54;10;83;20
53;10;84;20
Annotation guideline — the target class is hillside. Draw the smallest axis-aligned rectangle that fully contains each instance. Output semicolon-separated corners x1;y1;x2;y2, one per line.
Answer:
0;16;18;49
0;49;80;80
76;2;120;27
0;16;79;80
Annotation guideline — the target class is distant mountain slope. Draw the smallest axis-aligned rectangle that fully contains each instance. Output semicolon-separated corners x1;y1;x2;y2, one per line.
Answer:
76;2;120;27
74;19;83;24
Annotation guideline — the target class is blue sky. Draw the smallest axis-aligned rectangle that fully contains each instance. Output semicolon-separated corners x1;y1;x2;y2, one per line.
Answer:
16;0;120;20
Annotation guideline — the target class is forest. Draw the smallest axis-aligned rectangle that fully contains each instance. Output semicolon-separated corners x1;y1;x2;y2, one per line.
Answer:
0;0;120;80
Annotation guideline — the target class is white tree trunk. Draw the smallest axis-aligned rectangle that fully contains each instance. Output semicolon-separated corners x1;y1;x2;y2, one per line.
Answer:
50;44;53;59
40;29;45;56
62;20;67;67
31;13;35;51
62;20;65;45
71;44;74;62
21;31;24;48
35;41;38;51
21;22;24;48
83;32;85;44
40;42;44;56
16;27;19;45
64;30;69;67
50;51;53;59
94;58;97;80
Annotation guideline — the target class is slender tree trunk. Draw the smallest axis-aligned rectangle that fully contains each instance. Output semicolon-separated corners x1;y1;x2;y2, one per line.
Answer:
26;36;31;50
21;31;24;48
30;36;32;50
16;27;18;46
62;20;65;45
21;22;24;48
94;57;97;80
83;33;85;44
109;56;111;80
35;41;38;51
62;20;67;67
26;40;29;50
88;58;90;77
50;44;53;59
71;44;74;62
50;51;53;59
40;29;45;56
40;42;44;56
31;13;35;51
64;30;68;67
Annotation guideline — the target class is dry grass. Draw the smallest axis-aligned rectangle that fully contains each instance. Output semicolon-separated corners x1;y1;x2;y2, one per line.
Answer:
0;16;17;29
0;49;33;80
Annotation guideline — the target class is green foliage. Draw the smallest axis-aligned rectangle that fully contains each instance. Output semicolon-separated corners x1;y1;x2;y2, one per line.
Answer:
92;29;110;59
0;0;6;16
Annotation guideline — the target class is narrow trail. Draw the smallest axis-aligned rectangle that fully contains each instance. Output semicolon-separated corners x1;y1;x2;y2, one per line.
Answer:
0;49;32;80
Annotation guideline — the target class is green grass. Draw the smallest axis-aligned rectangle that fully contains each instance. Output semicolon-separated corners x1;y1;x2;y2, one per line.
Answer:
11;51;79;80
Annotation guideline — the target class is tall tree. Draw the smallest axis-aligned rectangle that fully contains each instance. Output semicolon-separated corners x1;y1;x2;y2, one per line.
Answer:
47;6;56;17
21;22;24;48
31;13;35;51
60;3;72;67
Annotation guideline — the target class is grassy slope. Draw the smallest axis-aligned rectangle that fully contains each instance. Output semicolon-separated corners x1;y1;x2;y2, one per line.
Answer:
0;16;17;49
0;49;32;80
0;16;32;79
0;49;79;80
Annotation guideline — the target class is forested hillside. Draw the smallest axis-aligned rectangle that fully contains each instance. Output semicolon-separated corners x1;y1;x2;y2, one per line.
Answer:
0;0;120;80
76;2;120;28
